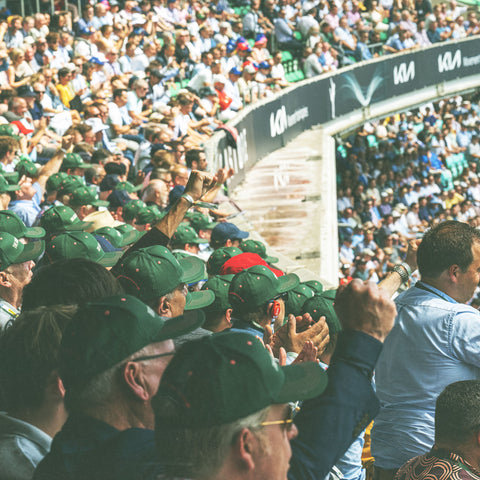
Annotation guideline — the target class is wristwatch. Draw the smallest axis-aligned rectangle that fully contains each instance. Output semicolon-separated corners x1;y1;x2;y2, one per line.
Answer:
393;262;412;283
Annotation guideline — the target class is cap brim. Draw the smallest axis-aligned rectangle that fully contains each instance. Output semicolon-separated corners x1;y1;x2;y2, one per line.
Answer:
64;220;93;232
235;230;249;239
119;229;140;246
24;226;46;239
277;273;300;294
97;250;123;267
179;255;207;284
265;255;279;264
92;200;110;207
15;239;45;264
276;362;328;403
157;309;205;340
0;183;21;192
185;290;215;310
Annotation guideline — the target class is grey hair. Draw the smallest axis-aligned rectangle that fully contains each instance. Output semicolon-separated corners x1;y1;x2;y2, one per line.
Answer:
64;344;157;413
154;400;270;478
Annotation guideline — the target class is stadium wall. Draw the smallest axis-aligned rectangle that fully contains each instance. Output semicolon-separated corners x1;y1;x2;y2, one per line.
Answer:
207;35;480;285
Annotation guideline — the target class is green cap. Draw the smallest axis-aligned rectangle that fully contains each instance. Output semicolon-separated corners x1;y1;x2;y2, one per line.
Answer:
62;152;91;170
302;292;342;334
45;231;123;267
94;226;138;248
15;158;39;178
240;239;279;264
69;186;109;208
172;225;208;246
40;205;92;235
321;289;336;301
0;174;20;194
115;223;143;243
115;245;213;309
0;124;20;140
115;181;143;193
304;279;324;294
0;232;44;271
154;331;328;428
59;294;205;390
201;274;234;314
57;176;85;197
135;206;164;226
0;210;45;238
46;172;69;194
206;246;242;275
123;199;146;222
189;212;218;232
229;265;299;313
284;283;315;317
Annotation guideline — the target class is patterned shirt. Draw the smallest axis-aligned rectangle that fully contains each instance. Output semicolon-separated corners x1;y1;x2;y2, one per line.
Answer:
396;448;480;480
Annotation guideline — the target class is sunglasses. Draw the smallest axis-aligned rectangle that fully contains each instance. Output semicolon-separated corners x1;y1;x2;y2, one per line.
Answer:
260;404;299;432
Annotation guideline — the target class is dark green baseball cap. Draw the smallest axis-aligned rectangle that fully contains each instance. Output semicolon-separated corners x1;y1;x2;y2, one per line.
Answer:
115;245;213;309
0;174;20;194
240;239;279;264
189;212;218;232
45;231;123;266
59;294;205;390
15;158;39;178
94;226;138;248
302;291;342;334
0;210;45;238
284;283;315;317
69;186;109;208
123;199;146;222
115;223;144;243
46;172;70;194
40;205;92;235
172;225;208;246
115;181;143;193
229;265;299;313
57;176;85;197
154;331;328;428
206;246;242;275
0;232;45;271
135;206;165;226
62;152;91;170
0;124;20;140
201;274;234;314
304;279;324;294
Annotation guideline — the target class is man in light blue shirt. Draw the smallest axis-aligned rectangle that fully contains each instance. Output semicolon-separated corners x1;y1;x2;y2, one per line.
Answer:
372;220;480;480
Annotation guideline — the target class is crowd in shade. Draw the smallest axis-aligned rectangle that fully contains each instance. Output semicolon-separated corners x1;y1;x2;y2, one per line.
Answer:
0;1;479;480
336;91;480;304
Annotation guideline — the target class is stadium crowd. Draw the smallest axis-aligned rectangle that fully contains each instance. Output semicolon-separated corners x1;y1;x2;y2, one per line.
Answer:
0;0;479;480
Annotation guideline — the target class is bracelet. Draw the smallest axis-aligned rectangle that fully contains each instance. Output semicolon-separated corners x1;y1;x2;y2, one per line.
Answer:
392;263;410;283
400;262;412;277
181;193;194;205
59;147;68;154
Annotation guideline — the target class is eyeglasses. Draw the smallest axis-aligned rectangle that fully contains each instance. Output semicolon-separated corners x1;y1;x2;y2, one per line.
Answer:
34;90;45;94
260;404;299;432
131;351;175;363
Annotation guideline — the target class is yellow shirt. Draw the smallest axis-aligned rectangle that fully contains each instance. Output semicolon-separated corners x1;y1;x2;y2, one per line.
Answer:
56;83;75;108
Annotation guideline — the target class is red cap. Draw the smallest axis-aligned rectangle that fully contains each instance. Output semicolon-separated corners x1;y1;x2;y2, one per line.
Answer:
220;252;284;277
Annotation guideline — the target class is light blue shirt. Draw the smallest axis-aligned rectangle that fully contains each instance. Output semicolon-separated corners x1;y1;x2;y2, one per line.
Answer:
372;282;480;469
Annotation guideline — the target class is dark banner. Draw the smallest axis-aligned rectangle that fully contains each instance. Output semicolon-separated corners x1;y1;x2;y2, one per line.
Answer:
213;36;480;190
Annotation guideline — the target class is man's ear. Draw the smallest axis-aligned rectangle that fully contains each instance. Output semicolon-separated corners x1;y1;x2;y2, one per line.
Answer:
232;427;258;472
156;295;171;317
123;361;150;401
0;271;11;288
225;308;233;326
46;371;66;400
448;264;461;282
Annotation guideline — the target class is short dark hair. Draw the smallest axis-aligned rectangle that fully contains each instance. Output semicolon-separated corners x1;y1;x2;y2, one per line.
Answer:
417;221;480;278
435;380;480;446
185;149;204;169
0;305;77;411
113;88;127;100
22;259;123;310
